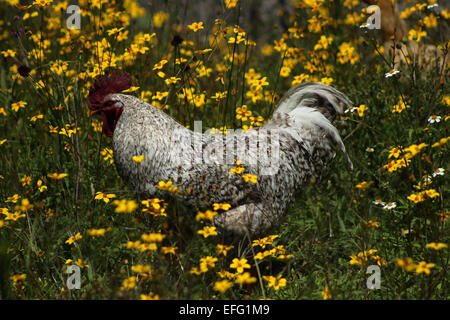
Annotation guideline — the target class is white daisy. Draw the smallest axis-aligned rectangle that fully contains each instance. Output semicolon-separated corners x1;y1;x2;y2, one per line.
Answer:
428;115;441;123
427;4;438;9
385;69;400;78
344;106;357;114
373;199;385;206
366;147;375;153
432;168;445;177
383;202;397;210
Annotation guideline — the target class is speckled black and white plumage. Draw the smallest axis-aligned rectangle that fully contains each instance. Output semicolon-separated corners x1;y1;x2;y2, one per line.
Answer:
107;82;353;236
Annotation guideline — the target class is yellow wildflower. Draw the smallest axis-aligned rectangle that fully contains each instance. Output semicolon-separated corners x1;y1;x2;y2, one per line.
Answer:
20;175;31;187
197;226;218;238
314;35;333;51
388;147;402;159
254;251;272;260
217;270;236;279
131;265;152;278
141;233;165;242
200;256;218;271
140;293;160;300
320;77;333;85
263;275;287;290
229;167;245;174
213;203;231;211
426;242;447;250
407;192;425;203
292;74;310;86
349;249;378;267
392;99;410;113
87;228;107;237
121;276;137;290
132;155;145;164
165;77;181;85
252;235;278;248
153;91;169;101
30;114;44;122
396;257;416;272
364;220;380;228
415;261;435;275
139;242;158;252
65;232;82;245
74;259;89;268
230;258;250;273
94;192;116;203
157;180;179;193
213;279;233;293
408;29;427;42
4;211;26;221
432;136;450;148
47;173;68;180
355;181;373;190
112;199;138;213
337;42;359;64
152;11;169;28
423;189;439;198
236;105;252;121
188;22;204;32
242;173;257;184
6;194;20;203
217;244;234;256
17;198;33;212
142;198;162;210
1;49;16;58
195;210;218;221
153;60;168;70
357;104;368;117
125;240;141;249
10;274;26;290
161;246;178;255
11;101;27;112
225;0;238;8
322;286;332;300
33;0;53;7
235;272;257;285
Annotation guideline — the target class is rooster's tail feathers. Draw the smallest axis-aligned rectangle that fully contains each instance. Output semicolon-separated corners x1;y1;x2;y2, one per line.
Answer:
274;82;353;119
270;82;353;170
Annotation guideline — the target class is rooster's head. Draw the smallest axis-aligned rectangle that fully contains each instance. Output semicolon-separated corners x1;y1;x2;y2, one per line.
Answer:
87;71;132;137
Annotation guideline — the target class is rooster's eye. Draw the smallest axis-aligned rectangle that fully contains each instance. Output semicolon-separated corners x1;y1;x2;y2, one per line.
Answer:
103;100;115;107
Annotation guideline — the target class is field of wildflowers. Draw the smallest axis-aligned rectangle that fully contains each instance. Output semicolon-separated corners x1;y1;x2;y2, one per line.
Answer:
0;0;448;300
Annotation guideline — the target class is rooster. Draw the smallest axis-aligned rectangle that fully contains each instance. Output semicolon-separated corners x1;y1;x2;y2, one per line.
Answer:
88;72;353;236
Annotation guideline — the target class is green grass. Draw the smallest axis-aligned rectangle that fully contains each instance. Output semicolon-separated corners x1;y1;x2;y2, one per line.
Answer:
0;0;448;299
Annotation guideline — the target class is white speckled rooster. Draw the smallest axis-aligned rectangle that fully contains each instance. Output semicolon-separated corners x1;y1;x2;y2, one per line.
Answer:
88;71;353;236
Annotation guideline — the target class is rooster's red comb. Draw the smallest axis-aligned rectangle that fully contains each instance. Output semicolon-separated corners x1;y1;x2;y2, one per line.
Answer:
87;71;132;111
